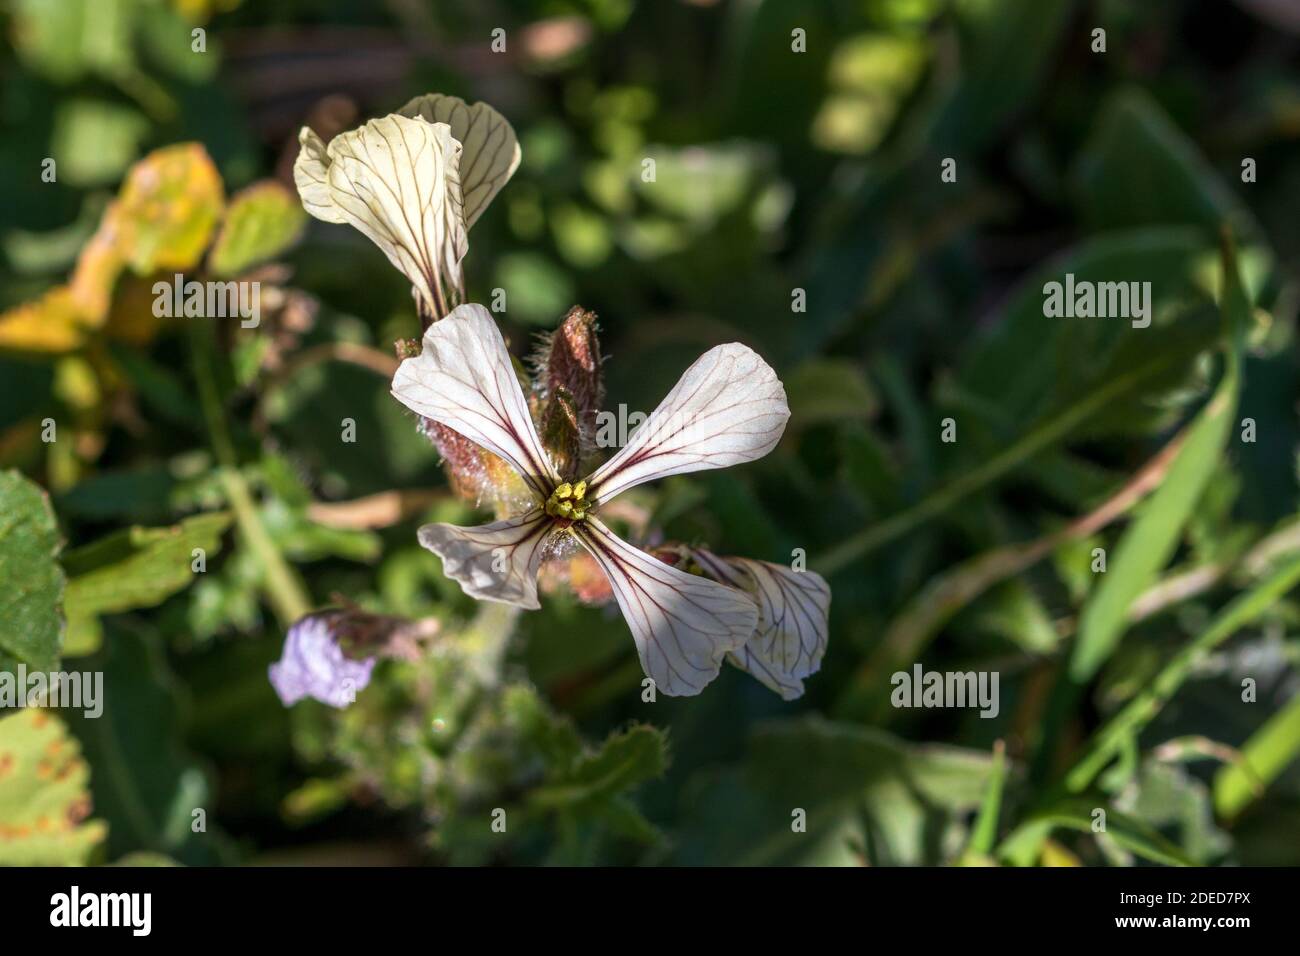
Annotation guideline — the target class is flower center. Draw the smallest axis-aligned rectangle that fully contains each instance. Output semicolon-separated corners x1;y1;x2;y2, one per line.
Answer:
544;479;592;522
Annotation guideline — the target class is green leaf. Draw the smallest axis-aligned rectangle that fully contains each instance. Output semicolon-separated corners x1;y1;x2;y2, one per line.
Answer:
0;470;65;673
1073;88;1261;238
818;342;1206;576
62;512;231;656
935;0;1075;152
493;253;575;326
532;723;668;808
51;98;149;187
66;627;217;864
959;741;1008;863
784;358;878;426
208;181;307;278
973;580;1059;654
675;717;993;866
998;800;1195;867
1069;552;1300;793
138;2;220;82
960;227;1216;426
0;709;107;865
634;143;771;226
1214;693;1300;820
1069;274;1243;683
1124;761;1229;863
10;0;136;84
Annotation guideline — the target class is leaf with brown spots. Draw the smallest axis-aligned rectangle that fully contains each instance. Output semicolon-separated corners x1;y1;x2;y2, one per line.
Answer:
0;709;106;865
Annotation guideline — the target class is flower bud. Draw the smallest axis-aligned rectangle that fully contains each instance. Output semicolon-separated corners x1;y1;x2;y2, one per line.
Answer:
535;306;603;443
539;386;582;480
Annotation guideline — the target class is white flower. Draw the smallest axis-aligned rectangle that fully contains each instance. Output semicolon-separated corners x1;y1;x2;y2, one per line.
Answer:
391;303;791;696
293;94;520;316
690;550;831;701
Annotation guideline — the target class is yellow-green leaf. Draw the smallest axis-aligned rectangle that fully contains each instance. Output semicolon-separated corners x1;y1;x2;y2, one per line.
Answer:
208;180;307;277
61;512;231;656
115;143;225;274
0;709;107;865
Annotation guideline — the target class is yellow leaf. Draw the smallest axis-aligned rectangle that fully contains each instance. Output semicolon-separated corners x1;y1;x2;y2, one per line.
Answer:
1040;838;1082;867
66;211;126;328
116;143;225;274
105;274;170;345
0;287;86;354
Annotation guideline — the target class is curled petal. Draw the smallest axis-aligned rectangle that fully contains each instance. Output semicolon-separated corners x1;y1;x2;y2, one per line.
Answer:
695;550;831;700
729;644;805;701
393;303;560;500
418;510;552;609
574;518;757;697
398;94;521;228
585;343;789;502
294;129;347;224
293;114;468;313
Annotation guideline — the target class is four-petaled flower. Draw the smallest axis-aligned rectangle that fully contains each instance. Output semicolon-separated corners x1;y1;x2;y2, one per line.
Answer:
391;303;794;696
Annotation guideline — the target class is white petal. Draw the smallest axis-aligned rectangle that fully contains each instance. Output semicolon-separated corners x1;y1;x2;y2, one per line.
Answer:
573;518;757;697
418;510;552;609
729;644;806;701
392;303;560;499
584;343;789;503
398;94;521;229
294;114;468;313
293;129;346;224
695;550;830;700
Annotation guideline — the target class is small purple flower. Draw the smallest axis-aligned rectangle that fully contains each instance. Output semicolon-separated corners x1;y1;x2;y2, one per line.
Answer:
268;615;376;709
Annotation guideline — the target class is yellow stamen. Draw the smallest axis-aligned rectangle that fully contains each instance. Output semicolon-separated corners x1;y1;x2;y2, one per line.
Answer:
545;478;592;523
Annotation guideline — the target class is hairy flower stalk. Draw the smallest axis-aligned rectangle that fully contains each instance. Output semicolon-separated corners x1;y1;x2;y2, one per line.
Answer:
391;303;809;696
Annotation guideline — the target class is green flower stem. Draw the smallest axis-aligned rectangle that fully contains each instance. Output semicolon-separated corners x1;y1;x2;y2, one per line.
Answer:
189;323;311;627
